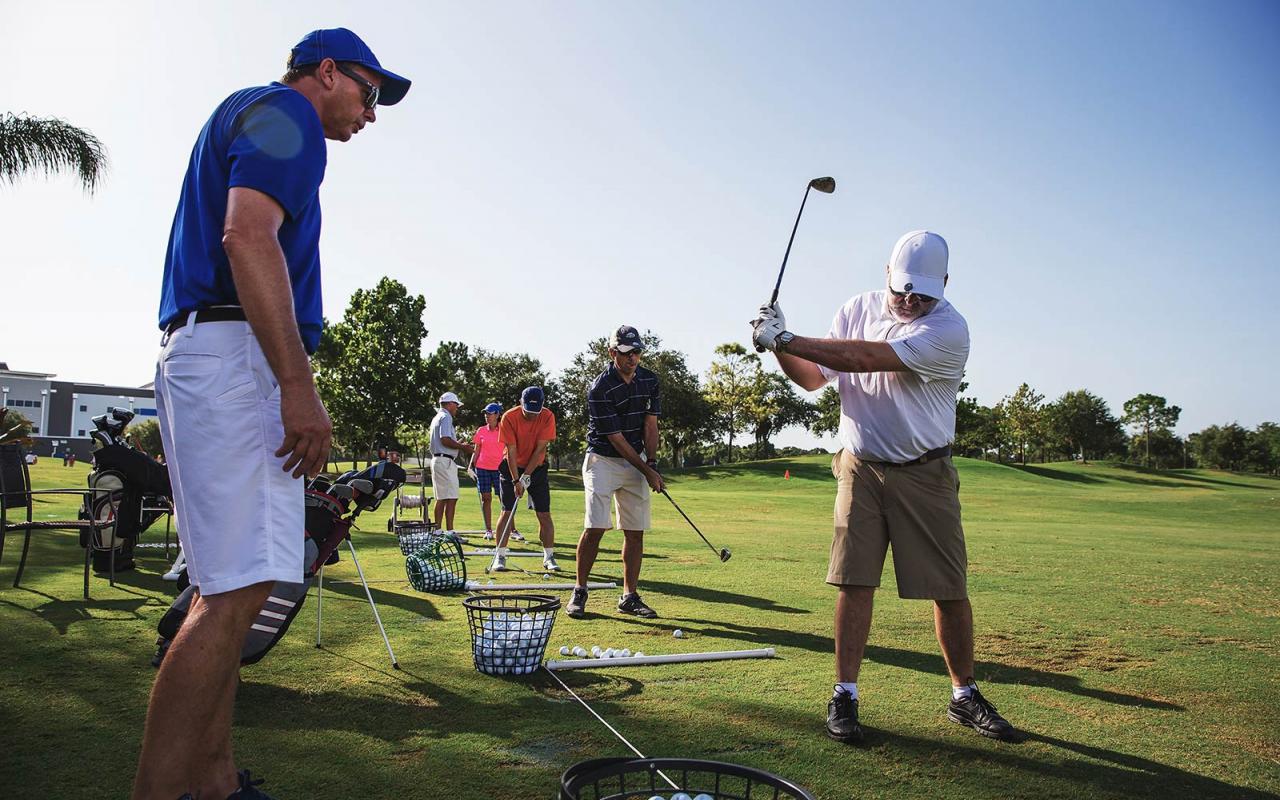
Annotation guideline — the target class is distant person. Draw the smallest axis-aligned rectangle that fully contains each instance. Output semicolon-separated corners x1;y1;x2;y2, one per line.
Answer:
430;392;474;532
752;230;1016;745
62;447;70;467
467;402;505;538
136;27;410;800
491;386;557;571
567;325;665;620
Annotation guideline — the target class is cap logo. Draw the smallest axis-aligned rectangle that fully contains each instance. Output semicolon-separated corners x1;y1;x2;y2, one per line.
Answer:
904;282;914;291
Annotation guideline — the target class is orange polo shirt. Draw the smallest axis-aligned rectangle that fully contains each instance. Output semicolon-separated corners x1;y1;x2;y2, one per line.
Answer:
498;408;556;468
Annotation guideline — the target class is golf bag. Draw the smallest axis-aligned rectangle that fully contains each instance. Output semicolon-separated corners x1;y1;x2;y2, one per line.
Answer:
152;461;407;667
79;409;173;573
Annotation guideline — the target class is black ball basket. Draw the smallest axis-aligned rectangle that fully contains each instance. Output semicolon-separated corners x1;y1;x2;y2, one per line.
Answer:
559;758;816;800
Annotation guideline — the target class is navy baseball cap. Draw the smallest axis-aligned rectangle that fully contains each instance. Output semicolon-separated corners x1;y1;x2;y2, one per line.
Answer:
521;386;545;413
288;28;412;106
610;325;645;353
484;402;502;414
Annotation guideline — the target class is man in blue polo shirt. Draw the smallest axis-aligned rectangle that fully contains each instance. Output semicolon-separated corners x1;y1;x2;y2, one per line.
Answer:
567;325;666;619
134;29;410;800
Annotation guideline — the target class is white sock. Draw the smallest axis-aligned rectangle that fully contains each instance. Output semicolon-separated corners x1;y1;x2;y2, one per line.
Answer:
952;681;976;701
496;546;508;557
835;682;858;700
544;547;555;559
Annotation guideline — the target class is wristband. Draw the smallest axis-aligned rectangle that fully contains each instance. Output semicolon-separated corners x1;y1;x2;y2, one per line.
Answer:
519;474;531;488
646;459;658;468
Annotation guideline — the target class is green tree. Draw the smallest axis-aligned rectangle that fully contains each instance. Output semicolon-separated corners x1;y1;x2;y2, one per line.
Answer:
644;348;713;468
1000;383;1045;463
313;278;431;466
746;371;817;457
395;422;432;468
810;386;841;439
1122;394;1181;469
1;113;108;192
1245;422;1280;475
1192;423;1249;471
704;342;763;462
469;349;548;429
0;409;34;443
126;419;164;458
1044;389;1125;462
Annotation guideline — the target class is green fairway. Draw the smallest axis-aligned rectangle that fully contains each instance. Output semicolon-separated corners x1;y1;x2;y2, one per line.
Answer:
1;455;1277;799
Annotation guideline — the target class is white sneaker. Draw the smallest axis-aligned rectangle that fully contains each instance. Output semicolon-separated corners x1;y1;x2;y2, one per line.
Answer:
543;556;560;571
162;570;182;582
483;530;495;541
510;530;526;542
491;555;508;572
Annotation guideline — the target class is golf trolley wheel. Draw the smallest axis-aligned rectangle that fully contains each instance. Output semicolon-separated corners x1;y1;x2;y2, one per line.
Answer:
463;594;559;677
559;758;816;800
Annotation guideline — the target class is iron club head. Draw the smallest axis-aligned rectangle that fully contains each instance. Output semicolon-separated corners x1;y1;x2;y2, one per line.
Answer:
808;176;836;193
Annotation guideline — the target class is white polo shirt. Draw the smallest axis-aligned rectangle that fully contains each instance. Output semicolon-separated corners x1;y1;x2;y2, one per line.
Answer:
817;290;969;462
429;408;458;458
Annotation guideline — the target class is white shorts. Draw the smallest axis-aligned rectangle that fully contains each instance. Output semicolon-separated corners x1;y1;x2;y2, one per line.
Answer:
154;316;304;596
582;452;651;531
431;456;460;500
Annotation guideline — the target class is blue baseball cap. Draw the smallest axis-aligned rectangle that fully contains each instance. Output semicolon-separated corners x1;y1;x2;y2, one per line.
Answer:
288;28;412;106
484;402;502;414
520;386;544;413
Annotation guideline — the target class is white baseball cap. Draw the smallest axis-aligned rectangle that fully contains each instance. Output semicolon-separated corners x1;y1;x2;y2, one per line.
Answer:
887;230;948;299
439;392;462;406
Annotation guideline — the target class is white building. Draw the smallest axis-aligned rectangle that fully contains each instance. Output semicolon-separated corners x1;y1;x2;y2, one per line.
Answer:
1;363;156;459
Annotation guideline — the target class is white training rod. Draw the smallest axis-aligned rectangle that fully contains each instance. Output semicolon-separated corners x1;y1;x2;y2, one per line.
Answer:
464;549;542;558
545;648;776;671
466;580;617;591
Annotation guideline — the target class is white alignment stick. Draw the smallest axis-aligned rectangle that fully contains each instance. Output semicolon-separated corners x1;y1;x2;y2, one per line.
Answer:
545;648;776;671
466;580;617;591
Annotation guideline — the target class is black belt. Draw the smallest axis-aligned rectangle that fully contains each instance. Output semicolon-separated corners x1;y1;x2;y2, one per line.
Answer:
165;306;246;334
432;453;455;460
862;445;951;468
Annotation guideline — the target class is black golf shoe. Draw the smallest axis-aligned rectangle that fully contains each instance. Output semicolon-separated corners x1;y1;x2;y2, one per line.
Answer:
948;686;1016;740
227;770;276;799
825;691;864;744
566;587;588;618
617;592;657;618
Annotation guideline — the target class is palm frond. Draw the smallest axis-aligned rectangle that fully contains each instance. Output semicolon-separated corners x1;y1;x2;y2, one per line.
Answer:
0;112;109;193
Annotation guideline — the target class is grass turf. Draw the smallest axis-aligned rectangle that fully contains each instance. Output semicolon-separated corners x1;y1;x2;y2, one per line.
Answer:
1;455;1277;799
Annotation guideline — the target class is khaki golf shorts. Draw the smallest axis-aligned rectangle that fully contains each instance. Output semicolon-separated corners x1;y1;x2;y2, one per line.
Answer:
431;456;460;501
582;452;651;531
827;450;968;600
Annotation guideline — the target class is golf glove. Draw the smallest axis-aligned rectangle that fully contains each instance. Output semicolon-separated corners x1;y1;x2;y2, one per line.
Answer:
467;467;477;481
753;301;785;330
519;474;532;489
752;316;787;352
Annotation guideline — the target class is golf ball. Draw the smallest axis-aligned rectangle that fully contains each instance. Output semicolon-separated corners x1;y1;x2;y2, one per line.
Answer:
673;629;684;638
672;794;693;800
647;796;665;800
634;652;645;658
694;794;714;800
543;573;551;581
619;648;632;658
591;646;602;657
573;646;587;657
559;646;570;656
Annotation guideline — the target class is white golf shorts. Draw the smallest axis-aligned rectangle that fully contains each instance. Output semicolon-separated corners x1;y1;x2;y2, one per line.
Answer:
431;455;460;500
154;316;304;596
582;452;651;531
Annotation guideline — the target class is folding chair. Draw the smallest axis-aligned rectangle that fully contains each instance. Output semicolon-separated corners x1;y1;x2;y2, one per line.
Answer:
0;443;114;599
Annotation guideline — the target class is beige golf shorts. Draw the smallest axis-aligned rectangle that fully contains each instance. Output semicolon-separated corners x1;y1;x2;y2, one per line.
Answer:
827;449;968;600
582;452;651;531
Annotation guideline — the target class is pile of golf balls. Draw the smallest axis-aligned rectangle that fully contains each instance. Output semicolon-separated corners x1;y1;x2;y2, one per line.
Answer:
556;645;644;660
472;611;552;675
405;553;465;592
646;794;710;800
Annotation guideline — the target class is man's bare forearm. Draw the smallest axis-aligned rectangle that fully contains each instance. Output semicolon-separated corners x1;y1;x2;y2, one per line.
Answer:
224;231;311;390
606;432;650;474
783;336;906;375
643;416;660;464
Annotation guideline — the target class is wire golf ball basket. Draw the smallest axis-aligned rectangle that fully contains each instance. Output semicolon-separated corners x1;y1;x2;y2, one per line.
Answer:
464;594;559;676
394;520;442;556
405;534;467;592
559;758;815;800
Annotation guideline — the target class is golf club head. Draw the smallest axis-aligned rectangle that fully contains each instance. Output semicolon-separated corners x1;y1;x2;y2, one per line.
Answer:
720;548;732;562
809;176;836;193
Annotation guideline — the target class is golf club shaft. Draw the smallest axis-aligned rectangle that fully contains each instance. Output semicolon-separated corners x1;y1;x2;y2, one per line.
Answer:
660;489;723;559
770;183;814;306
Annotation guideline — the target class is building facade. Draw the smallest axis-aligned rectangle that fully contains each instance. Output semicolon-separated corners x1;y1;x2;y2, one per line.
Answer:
1;364;156;461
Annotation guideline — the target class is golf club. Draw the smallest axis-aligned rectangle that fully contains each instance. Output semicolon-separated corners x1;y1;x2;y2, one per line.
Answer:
660;489;730;562
756;175;836;352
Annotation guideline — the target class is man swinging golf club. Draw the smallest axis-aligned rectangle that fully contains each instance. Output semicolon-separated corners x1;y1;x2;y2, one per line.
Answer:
567;325;665;619
751;230;1016;745
490;386;559;572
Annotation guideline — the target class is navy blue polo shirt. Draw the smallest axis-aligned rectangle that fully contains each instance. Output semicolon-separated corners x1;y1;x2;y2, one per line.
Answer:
586;364;661;458
158;83;327;353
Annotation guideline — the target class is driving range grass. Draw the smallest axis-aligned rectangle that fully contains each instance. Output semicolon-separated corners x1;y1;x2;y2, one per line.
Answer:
1;455;1277;799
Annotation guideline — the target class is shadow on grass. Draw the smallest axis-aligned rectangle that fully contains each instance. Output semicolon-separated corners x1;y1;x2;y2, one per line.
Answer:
666;457;833;483
311;575;444;621
639;578;809;614
0;588;153;635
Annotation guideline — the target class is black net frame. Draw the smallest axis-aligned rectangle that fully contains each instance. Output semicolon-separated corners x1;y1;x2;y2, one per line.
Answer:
394;520;441;556
463;593;559;676
405;535;467;592
559;758;816;800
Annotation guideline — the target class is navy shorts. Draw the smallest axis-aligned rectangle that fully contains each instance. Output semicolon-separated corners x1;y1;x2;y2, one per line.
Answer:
499;461;550;513
475;467;500;496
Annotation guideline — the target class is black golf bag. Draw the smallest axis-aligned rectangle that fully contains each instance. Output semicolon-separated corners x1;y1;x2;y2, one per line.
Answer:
79;412;174;573
152;461;406;667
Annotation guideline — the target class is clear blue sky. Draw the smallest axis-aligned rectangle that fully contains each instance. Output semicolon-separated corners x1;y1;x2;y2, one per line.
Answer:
4;1;1277;447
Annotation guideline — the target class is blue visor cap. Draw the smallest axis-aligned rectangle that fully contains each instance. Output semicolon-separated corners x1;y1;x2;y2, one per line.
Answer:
289;28;412;106
484;402;502;414
521;386;544;413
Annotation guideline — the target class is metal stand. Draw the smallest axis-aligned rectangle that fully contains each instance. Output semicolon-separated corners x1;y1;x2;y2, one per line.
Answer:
315;537;400;669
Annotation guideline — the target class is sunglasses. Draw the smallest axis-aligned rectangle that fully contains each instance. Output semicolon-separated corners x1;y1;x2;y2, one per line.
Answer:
335;63;379;109
889;287;938;304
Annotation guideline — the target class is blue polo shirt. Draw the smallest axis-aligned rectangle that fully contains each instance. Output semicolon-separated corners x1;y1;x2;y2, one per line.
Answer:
586;364;662;458
158;83;327;353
